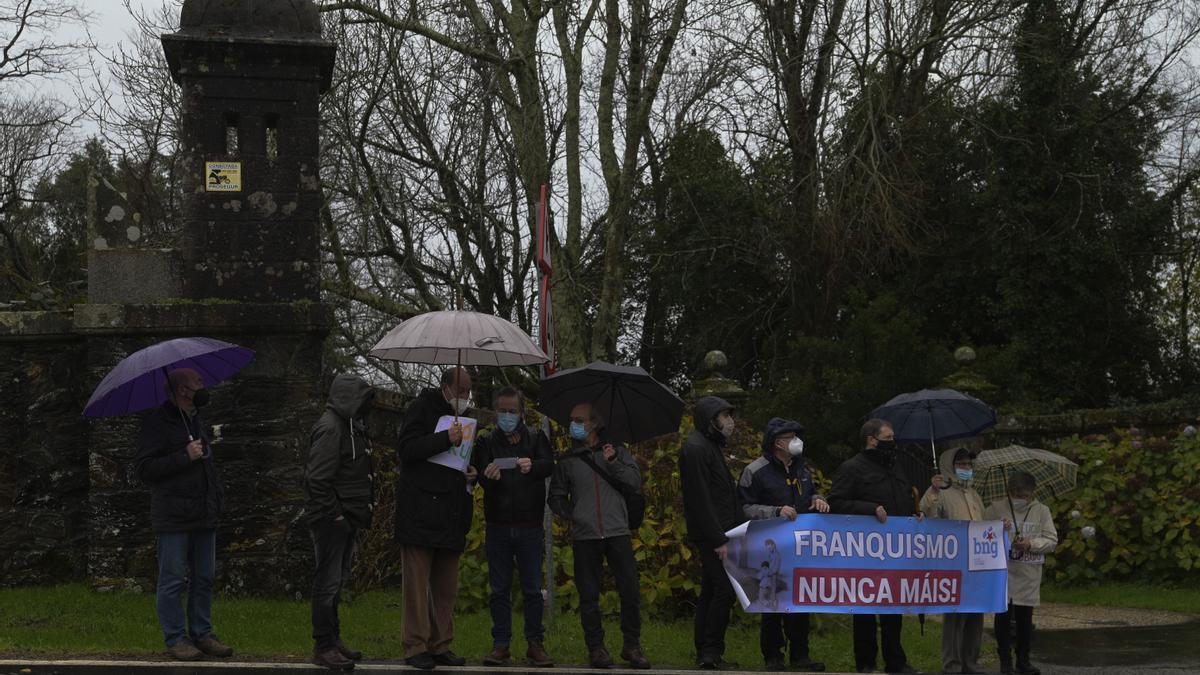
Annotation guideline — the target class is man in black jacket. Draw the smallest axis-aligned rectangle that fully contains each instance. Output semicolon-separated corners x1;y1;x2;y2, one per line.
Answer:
678;396;742;670
134;368;232;662
828;418;918;674
739;418;828;672
395;368;477;670
473;386;555;668
304;374;376;671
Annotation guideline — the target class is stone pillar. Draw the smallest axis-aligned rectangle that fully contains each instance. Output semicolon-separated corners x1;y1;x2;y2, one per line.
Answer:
688;350;748;409
78;0;334;594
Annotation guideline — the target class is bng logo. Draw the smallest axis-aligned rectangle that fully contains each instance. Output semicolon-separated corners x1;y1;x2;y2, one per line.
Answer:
973;527;999;558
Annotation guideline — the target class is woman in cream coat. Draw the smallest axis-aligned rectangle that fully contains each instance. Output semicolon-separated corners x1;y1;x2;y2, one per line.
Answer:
983;471;1058;675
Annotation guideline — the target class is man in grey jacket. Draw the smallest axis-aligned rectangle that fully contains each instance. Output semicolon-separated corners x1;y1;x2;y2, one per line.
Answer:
548;402;650;670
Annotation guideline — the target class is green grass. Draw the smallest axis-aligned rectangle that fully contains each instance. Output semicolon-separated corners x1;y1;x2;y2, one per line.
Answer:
0;584;969;671
1042;582;1200;615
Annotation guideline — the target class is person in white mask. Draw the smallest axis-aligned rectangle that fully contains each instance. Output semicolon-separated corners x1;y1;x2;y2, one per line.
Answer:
394;367;478;670
739;417;829;672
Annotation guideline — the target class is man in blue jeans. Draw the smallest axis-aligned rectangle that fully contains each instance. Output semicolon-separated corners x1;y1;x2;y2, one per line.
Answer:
473;387;556;667
134;368;233;661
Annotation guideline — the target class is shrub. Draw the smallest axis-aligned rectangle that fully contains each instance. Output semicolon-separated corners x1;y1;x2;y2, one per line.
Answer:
1046;429;1200;584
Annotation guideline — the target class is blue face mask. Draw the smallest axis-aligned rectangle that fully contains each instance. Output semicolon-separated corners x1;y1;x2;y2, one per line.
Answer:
569;421;588;441
955;468;974;481
497;412;520;433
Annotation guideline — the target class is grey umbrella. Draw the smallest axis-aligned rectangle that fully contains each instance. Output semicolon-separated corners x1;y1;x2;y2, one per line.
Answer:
369;310;549;367
537;361;685;444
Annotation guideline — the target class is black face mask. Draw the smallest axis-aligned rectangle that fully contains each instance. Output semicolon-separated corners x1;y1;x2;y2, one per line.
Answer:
192;388;211;408
874;439;897;453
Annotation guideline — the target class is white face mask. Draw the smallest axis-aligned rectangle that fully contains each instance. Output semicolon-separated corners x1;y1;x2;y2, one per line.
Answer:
718;421;735;439
444;390;471;415
1010;498;1029;510
786;437;804;456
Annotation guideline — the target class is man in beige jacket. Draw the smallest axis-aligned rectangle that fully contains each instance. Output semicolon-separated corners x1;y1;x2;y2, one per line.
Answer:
920;447;986;674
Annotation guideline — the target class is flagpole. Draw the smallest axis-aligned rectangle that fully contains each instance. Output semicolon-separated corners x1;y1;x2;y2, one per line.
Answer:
536;183;556;624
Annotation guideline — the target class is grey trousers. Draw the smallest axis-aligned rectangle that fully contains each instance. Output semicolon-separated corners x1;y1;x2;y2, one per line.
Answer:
941;612;983;672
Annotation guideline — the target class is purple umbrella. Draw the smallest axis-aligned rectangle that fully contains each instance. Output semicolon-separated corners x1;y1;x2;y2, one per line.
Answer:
83;337;254;417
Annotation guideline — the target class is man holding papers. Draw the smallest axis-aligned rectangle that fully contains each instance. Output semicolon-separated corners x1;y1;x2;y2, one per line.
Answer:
395;367;478;670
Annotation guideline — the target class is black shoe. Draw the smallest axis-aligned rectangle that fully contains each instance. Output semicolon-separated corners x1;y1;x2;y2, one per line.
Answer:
405;653;437;670
335;639;363;661
791;658;826;671
766;656;786;671
1015;664;1040;675
621;646;652;669
714;657;739;670
858;669;877;674
698;656;717;670
432;650;466;667
887;667;920;674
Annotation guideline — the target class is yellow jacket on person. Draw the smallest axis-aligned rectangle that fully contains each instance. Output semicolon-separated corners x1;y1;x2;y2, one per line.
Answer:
919;448;986;521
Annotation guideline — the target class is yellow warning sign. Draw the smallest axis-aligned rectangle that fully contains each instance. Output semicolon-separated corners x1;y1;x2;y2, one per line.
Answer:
205;162;242;192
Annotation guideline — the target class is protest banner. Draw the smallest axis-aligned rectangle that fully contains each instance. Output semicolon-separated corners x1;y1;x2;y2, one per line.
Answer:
723;514;1008;614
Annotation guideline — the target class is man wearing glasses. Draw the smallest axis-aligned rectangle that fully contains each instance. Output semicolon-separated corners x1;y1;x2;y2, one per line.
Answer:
828;419;919;674
473;387;556;668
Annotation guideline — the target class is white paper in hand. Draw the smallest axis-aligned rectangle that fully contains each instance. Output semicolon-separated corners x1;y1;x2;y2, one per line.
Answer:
430;416;477;472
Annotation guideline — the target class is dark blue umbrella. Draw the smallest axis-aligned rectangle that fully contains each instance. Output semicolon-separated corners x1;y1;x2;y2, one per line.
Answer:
84;337;254;417
869;388;996;464
537;361;684;444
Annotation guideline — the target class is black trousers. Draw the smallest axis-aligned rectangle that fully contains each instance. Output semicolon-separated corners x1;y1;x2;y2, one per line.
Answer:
573;536;641;652
692;545;735;660
852;614;906;672
310;520;356;650
994;602;1035;666
761;612;811;662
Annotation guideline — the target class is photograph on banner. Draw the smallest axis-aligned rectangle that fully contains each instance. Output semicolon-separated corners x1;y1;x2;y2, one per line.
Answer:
722;514;1009;614
430;415;477;473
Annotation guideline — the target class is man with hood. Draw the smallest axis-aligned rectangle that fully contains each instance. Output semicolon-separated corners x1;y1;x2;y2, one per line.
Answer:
395;367;477;670
304;373;376;670
920;447;986;675
473;386;556;668
739;417;829;672
828;418;918;674
548;401;650;670
678;396;743;670
134;368;232;662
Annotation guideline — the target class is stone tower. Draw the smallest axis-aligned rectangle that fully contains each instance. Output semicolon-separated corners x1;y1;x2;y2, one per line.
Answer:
77;0;335;594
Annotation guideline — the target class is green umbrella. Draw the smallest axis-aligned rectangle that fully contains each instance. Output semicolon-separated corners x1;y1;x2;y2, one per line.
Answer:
973;444;1078;506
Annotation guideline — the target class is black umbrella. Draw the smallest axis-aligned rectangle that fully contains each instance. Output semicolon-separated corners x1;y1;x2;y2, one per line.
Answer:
537;361;685;444
870;388;997;465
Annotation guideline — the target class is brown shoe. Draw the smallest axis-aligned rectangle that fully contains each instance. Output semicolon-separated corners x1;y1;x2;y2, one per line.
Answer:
483;645;511;666
589;647;615;668
313;647;356;670
166;638;203;661
621;646;652;669
527;641;554;667
195;634;234;658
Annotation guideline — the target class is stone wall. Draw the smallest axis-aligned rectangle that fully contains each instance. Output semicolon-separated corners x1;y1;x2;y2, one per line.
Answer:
0;312;89;585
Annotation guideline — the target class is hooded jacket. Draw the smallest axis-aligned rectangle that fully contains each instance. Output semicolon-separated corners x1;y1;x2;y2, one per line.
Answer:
828;447;916;517
472;422;554;526
984;498;1057;606
304;374;376;529
134;401;224;533
679;396;742;549
919;447;985;522
394;387;474;551
548;436;641;541
739;417;821;520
